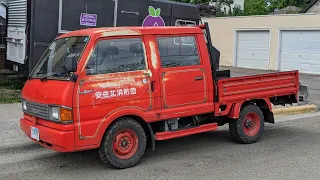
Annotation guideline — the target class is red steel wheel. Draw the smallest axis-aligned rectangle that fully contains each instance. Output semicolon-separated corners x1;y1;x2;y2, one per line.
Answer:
99;117;146;169
229;104;265;144
112;129;138;160
243;112;261;137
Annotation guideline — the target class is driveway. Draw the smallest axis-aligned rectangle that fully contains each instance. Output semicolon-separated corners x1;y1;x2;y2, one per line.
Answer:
1;103;320;180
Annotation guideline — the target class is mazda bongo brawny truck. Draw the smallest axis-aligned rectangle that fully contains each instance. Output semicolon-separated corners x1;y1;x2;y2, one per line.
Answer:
20;23;307;169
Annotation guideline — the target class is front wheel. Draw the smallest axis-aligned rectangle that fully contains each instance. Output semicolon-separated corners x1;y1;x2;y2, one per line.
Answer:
229;104;265;144
98;117;147;169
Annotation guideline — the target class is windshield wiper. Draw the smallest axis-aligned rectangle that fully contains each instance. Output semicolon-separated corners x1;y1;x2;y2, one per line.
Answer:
39;73;60;82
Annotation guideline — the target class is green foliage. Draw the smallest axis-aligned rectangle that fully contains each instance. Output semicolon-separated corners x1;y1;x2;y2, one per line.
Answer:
277;0;309;9
244;0;268;15
172;0;310;16
232;4;244;16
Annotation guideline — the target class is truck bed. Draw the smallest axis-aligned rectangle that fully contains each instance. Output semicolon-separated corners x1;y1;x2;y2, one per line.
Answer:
217;70;299;103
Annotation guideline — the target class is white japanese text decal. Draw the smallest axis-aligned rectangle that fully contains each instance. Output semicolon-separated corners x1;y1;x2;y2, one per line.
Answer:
95;88;137;99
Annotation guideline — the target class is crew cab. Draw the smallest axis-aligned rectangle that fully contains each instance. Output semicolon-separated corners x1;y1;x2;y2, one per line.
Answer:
20;23;306;169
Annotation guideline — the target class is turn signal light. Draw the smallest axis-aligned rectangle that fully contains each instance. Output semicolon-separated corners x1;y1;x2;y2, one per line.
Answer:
60;107;73;122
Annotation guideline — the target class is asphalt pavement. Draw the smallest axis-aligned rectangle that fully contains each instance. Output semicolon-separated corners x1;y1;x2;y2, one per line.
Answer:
1;103;320;180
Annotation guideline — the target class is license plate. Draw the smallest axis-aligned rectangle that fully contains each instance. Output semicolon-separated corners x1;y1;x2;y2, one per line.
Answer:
31;126;39;141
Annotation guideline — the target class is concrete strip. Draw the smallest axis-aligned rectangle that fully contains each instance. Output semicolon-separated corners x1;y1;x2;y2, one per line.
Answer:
273;104;318;117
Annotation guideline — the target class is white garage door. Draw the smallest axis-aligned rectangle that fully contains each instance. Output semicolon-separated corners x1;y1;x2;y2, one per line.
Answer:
235;30;270;69
279;30;320;74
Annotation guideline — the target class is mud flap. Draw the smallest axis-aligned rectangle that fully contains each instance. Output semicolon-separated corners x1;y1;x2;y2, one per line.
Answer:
298;82;309;105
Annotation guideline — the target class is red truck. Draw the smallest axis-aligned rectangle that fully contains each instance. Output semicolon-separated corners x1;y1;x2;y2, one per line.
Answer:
20;23;307;169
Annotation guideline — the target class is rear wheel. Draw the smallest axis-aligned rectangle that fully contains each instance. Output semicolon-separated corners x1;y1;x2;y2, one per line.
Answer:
98;117;146;169
229;104;264;144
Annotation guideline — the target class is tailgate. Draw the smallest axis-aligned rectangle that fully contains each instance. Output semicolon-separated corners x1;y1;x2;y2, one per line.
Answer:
218;71;299;103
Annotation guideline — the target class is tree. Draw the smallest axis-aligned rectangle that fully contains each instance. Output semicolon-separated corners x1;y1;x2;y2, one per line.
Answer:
232;4;244;16
219;0;234;15
172;0;242;17
196;3;224;17
278;0;309;9
244;0;268;15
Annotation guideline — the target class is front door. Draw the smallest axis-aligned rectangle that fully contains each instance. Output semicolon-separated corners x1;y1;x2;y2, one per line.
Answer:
155;35;208;118
75;36;154;147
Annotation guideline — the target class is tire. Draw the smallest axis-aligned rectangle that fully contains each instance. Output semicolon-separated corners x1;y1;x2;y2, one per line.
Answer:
229;104;264;144
98;117;147;169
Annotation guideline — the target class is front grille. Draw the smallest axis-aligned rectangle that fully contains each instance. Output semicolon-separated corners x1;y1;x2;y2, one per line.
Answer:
25;101;49;120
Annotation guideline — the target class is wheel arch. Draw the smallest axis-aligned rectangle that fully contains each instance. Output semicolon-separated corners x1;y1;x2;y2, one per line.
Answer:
97;110;155;151
229;98;274;123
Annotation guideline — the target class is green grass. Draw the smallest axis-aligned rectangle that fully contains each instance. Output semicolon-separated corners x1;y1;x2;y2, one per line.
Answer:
0;74;25;104
0;86;22;104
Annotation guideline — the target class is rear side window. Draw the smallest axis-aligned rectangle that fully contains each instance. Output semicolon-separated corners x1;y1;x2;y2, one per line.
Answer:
86;38;146;75
156;36;200;68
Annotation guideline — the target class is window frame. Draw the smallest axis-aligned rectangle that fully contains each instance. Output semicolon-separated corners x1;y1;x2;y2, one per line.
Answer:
155;34;202;69
85;35;148;76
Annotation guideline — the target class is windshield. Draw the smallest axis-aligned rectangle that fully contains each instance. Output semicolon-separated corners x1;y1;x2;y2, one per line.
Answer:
30;36;89;80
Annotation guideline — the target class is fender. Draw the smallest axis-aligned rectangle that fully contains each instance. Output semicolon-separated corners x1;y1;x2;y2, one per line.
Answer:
227;98;272;119
93;106;153;147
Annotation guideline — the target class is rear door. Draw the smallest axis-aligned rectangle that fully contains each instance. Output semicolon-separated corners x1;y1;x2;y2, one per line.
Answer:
116;0;148;26
6;0;28;64
155;34;208;118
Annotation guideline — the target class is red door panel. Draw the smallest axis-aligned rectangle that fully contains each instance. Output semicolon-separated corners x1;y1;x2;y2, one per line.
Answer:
160;67;207;108
75;71;153;147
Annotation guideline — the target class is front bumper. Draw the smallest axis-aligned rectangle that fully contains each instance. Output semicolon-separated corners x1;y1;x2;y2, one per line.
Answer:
20;118;75;152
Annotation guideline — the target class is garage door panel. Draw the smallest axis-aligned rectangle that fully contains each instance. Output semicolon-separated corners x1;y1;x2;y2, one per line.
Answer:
280;30;320;74
236;30;270;69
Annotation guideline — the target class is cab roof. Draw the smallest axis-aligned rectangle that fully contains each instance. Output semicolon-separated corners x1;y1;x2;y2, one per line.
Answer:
58;26;204;39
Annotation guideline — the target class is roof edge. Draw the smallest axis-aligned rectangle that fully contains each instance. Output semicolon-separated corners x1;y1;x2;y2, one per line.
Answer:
300;0;318;13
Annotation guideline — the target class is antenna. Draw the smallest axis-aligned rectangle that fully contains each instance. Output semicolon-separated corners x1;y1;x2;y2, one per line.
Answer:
85;4;88;29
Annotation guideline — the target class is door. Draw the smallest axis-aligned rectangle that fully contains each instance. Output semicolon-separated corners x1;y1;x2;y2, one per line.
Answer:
279;30;320;74
75;36;153;146
115;0;148;26
6;0;28;64
155;35;207;117
235;30;270;69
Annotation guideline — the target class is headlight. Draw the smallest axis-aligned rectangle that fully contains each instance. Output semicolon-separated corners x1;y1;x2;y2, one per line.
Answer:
22;100;27;111
51;107;60;120
49;106;73;122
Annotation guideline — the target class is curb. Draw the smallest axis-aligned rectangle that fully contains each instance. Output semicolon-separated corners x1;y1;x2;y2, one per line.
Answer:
273;104;318;117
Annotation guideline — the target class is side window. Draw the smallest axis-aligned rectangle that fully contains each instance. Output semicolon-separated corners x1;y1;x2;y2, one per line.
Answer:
86;38;146;75
156;36;200;68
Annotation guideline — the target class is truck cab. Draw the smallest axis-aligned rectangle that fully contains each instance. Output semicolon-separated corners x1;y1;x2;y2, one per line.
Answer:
20;25;305;169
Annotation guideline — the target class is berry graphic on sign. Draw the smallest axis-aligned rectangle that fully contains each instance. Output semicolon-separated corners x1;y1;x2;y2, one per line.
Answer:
142;6;165;27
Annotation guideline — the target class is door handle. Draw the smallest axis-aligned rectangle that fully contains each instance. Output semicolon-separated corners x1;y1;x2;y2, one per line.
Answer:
150;81;155;92
195;76;204;81
121;10;139;16
79;90;93;94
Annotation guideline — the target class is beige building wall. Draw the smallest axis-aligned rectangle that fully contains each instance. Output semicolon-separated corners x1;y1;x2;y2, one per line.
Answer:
204;14;320;70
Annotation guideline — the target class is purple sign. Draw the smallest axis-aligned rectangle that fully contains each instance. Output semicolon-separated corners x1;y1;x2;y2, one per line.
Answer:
80;13;97;27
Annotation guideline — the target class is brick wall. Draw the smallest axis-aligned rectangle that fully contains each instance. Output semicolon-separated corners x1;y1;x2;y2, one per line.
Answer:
0;48;4;69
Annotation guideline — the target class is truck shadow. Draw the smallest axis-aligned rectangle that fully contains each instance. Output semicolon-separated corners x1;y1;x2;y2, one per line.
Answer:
36;123;316;172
